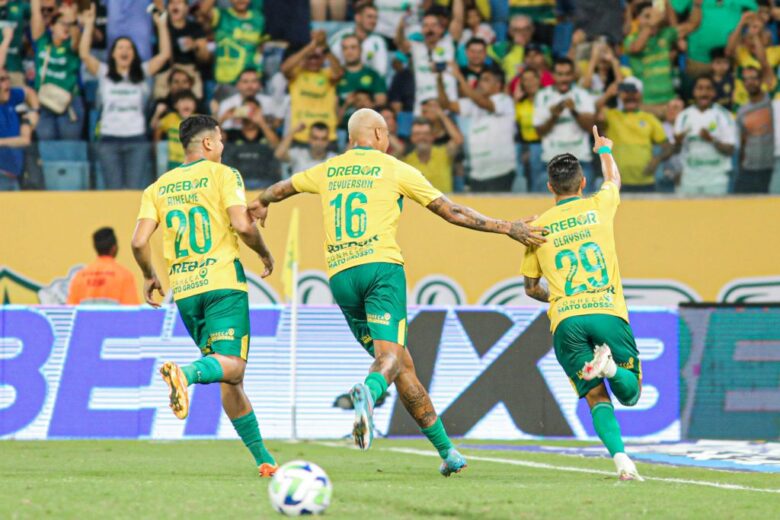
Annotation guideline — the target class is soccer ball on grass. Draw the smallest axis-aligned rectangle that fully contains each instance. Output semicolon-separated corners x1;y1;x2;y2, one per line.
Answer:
268;460;332;516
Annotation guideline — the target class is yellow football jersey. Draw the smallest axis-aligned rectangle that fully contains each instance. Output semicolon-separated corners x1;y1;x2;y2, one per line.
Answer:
137;158;248;300
291;146;443;277
521;182;628;332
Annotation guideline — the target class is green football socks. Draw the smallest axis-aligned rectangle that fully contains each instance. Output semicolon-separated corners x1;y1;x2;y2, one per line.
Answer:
421;417;454;459
608;368;641;406
181;356;224;385
591;402;625;457
231;411;276;466
364;372;388;403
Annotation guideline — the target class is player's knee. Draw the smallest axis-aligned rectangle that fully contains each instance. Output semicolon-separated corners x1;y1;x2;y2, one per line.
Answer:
615;384;642;407
375;351;401;380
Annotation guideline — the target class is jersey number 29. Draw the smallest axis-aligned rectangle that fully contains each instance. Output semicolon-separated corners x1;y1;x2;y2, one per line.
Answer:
554;241;609;296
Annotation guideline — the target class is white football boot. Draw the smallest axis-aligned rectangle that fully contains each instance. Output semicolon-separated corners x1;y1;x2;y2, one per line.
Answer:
582;344;618;381
614;452;644;481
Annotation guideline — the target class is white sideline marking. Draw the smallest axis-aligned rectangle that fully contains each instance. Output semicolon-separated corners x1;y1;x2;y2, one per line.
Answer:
314;442;780;495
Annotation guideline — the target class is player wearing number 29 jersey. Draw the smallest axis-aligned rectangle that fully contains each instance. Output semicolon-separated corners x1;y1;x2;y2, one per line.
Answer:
521;126;644;481
252;109;546;477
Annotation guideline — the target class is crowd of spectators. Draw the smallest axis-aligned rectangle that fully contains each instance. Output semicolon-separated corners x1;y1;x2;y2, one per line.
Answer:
1;0;780;195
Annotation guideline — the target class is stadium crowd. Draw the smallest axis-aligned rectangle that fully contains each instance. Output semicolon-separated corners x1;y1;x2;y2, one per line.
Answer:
1;0;780;194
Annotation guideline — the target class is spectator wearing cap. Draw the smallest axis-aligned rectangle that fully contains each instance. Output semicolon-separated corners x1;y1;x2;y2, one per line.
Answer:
673;75;736;195
625;1;702;119
388;51;415;114
596;77;674;193
489;14;534;83
67;227;139;305
329;4;388;76
0;68;39;190
735;66;774;193
533;57;596;190
438;64;517;192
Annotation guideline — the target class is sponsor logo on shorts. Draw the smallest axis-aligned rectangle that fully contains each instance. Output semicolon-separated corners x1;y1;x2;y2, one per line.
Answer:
367;313;391;326
169;257;217;275
207;328;235;346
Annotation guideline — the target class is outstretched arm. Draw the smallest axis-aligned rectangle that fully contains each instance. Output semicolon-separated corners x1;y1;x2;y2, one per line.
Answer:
592;125;621;190
426;196;546;246
227;205;274;277
248;179;301;227
524;277;550;303
131;218;165;307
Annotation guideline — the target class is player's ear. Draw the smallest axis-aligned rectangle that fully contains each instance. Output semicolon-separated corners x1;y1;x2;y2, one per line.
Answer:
580;176;587;192
547;182;554;195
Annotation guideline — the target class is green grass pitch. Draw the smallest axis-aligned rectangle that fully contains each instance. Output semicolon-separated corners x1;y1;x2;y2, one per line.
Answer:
1;439;778;519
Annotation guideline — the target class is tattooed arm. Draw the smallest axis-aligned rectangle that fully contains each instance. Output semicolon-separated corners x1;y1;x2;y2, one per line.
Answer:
524;277;550;303
426;196;546;247
248;179;300;227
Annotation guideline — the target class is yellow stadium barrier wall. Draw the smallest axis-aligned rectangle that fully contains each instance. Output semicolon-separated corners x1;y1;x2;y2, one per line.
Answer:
2;192;780;305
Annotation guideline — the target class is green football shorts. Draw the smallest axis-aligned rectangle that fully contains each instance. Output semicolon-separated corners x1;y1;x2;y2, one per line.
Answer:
553;314;641;402
329;262;408;357
175;289;250;360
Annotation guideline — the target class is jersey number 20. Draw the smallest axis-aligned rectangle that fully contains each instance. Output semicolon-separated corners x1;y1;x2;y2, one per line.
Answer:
166;206;213;258
554;241;609;296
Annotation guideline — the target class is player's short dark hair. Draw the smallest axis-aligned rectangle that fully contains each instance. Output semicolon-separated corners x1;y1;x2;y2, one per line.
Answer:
179;114;219;150
465;37;487;50
547;153;584;195
172;89;197;106
93;227;117;256
553;57;574;72
310;121;330;136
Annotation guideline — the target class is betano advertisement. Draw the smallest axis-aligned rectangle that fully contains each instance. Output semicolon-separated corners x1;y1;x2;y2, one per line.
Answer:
1;193;780;306
0;306;678;440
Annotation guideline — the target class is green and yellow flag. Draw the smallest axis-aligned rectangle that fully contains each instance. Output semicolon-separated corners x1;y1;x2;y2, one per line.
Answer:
282;207;300;302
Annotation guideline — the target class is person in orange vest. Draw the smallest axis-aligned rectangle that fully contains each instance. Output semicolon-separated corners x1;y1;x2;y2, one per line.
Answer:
66;227;140;305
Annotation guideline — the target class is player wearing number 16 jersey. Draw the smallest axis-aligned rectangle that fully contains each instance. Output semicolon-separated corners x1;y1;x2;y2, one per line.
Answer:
522;126;643;481
250;109;546;477
131;115;279;477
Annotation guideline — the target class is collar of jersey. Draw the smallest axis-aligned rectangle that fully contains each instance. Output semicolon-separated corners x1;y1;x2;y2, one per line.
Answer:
556;196;581;206
179;158;205;168
352;146;374;151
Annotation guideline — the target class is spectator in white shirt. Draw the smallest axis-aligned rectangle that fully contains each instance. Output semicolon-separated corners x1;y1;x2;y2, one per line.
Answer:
533;57;596;190
673;75;736;196
438;65;517;192
329;4;389;77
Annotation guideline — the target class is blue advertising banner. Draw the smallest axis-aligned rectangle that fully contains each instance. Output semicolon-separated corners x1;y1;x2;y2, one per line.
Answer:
0;306;678;440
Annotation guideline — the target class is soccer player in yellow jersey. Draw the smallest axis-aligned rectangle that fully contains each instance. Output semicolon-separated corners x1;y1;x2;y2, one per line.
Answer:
131;115;279;477
521;126;643;481
250;108;545;476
